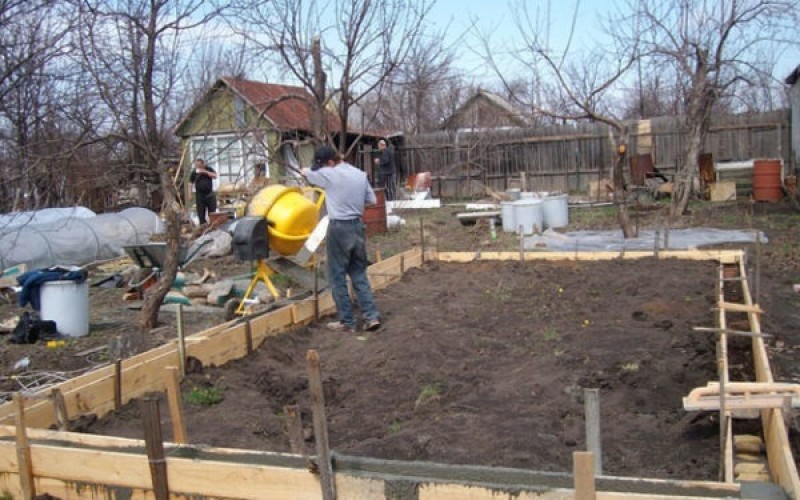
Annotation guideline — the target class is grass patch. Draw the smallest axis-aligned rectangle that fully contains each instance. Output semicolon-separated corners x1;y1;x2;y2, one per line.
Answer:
415;384;442;408
185;385;224;406
619;361;640;372
388;420;402;434
542;328;560;341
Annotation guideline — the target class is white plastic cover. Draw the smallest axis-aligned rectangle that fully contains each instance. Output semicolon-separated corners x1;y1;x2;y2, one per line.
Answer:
0;207;164;270
0;206;95;230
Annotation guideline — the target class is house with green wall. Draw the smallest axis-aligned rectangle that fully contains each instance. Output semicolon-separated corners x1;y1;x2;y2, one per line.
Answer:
173;77;341;204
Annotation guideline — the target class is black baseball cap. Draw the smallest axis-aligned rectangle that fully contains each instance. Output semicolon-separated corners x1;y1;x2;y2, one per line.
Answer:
314;145;338;166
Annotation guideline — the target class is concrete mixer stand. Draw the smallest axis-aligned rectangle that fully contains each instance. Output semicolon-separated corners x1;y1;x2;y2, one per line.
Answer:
225;185;328;320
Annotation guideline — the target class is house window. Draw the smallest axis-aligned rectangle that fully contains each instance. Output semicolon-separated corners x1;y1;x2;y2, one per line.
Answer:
189;134;269;188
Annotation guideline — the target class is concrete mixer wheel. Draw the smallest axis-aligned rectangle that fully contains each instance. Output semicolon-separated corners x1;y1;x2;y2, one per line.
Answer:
224;298;241;321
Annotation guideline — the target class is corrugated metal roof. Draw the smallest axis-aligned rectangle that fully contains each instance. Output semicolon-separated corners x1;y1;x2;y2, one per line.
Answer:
223;77;340;131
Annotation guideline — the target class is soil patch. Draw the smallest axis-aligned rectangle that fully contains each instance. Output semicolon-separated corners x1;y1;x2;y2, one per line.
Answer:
89;258;724;480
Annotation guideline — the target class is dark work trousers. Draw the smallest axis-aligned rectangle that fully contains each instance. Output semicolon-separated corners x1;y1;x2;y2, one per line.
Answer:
326;219;380;328
196;191;217;224
380;172;395;201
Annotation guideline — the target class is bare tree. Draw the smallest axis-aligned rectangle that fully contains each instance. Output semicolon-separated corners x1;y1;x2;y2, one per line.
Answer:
632;0;799;216
74;0;223;331
0;0;76;211
481;2;640;237
229;0;432;154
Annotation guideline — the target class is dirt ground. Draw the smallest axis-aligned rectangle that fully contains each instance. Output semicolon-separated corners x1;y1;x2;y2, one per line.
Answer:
3;197;800;481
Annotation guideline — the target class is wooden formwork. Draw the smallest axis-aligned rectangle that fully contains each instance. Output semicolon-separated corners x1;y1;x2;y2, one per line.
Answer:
0;247;796;499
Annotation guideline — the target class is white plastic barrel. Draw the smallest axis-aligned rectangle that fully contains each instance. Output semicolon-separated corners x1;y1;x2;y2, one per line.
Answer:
513;199;543;235
542;194;569;228
500;201;516;233
40;280;89;337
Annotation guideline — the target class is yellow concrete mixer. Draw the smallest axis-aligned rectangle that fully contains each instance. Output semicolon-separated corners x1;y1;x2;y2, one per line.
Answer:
228;184;326;319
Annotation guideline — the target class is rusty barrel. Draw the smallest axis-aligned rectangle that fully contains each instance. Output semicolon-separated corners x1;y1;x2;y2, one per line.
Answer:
364;187;387;236
752;159;783;201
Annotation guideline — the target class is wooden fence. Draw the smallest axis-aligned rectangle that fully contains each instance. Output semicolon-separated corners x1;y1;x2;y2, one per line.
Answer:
393;110;790;198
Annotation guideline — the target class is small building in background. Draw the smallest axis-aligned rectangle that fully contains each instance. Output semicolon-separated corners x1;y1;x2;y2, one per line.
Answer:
440;89;529;130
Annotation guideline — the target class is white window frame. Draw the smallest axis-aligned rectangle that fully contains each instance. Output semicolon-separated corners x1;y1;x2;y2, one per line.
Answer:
189;133;270;190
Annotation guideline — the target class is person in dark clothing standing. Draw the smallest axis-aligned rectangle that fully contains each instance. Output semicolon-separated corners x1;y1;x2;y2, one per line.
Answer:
374;139;396;201
189;158;217;224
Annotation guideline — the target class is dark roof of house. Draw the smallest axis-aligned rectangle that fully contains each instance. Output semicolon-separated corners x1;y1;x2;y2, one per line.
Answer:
785;65;800;85
174;77;339;135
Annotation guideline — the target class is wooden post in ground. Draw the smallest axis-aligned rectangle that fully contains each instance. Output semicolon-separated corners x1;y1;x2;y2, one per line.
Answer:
419;217;425;263
519;230;525;262
51;388;69;431
114;358;122;410
313;263;320;322
244;320;253;355
584;388;602;475
400;255;405;276
573;451;596;500
755;231;761;305
375;248;382;263
13;393;35;500
307;350;335;500
284;404;306;455
141;395;170;500
654;226;661;258
164;367;187;444
176;304;186;377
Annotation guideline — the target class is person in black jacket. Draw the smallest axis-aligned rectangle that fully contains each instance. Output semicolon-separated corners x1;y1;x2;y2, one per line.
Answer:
373;139;396;200
189;158;217;224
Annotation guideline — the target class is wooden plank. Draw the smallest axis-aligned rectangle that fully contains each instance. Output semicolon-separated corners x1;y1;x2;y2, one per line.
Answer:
584;389;602;476
717;301;763;314
14;394;35;499
307;350;335;500
434;250;742;263
164;367;187;445
574;451;596;500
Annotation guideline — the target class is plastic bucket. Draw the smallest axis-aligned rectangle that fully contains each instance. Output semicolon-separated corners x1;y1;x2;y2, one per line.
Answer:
752;159;783;201
500;201;516;232
513;199;543;235
364;188;387;236
40;280;89;337
542;194;569;228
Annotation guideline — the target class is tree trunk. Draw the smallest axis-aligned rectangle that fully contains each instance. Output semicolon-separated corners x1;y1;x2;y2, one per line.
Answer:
311;36;326;142
139;168;181;331
670;121;704;217
613;149;635;238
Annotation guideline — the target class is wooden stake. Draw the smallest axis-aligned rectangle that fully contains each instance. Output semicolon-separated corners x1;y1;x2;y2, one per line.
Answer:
177;304;186;377
419;217;425;263
114;358;122;410
164;367;187;445
519;232;525;262
664;221;670;249
14;393;35;500
375;248;382;263
244;320;253;356
51;388;69;431
573;451;596;500
284;404;306;455
400;255;405;276
306;350;335;500
313;263;320;322
583;388;602;475
654;227;661;258
141;395;170;500
755;231;761;305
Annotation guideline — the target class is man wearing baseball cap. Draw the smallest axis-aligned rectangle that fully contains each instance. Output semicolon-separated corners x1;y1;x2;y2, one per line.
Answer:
303;145;382;333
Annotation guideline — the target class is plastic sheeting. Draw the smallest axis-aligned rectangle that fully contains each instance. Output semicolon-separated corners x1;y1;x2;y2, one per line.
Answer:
0;207;164;270
523;228;767;252
0;206;95;230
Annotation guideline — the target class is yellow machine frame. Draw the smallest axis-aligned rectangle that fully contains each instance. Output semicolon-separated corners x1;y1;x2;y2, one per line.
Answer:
231;185;325;318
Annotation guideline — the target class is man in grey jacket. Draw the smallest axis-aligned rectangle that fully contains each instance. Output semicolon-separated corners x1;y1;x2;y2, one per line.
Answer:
303;145;381;333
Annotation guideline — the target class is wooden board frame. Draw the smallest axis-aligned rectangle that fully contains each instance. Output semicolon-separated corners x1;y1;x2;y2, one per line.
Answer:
0;246;794;499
